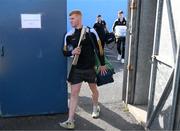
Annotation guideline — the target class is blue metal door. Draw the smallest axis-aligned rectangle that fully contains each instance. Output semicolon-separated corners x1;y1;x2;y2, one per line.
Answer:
0;0;67;117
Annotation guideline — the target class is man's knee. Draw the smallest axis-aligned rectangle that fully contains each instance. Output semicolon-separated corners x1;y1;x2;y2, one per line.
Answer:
89;83;96;88
89;84;98;93
71;84;81;96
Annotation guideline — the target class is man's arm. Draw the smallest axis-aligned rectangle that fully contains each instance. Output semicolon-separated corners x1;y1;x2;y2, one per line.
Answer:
93;23;97;30
112;19;118;32
124;17;127;25
103;20;108;33
62;30;75;57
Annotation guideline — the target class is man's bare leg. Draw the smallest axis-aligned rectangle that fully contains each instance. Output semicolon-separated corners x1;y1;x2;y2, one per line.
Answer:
89;83;100;118
59;82;82;129
68;82;82;121
59;83;82;129
88;83;99;106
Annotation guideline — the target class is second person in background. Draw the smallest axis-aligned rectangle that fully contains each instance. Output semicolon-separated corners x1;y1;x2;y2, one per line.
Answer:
112;10;127;63
93;15;108;49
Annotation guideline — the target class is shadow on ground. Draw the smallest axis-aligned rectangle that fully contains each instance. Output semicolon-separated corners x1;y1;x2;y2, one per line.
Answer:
78;96;144;130
0;95;144;130
0;113;102;130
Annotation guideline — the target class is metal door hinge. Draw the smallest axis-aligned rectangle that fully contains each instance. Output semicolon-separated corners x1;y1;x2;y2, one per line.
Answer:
151;55;158;59
130;1;137;9
127;64;133;71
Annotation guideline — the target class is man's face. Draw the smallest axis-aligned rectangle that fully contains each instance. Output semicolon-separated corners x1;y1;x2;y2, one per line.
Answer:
97;17;102;22
118;13;123;18
69;14;81;28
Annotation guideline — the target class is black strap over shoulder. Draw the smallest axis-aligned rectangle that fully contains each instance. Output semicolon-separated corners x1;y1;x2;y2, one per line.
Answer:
87;26;105;66
86;27;100;60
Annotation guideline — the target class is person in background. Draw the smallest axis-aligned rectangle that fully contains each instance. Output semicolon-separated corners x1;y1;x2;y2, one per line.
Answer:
59;10;107;130
93;15;108;49
112;10;127;63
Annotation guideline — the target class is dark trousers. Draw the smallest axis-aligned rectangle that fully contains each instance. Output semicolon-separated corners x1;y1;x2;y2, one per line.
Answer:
116;37;126;59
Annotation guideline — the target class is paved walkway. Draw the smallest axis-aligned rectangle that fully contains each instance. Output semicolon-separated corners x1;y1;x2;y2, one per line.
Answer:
0;45;144;130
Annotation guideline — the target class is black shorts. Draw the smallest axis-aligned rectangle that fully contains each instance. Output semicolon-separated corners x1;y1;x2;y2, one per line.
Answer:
68;66;97;85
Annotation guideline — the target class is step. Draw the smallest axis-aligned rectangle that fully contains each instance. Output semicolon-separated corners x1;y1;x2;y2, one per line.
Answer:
128;104;147;127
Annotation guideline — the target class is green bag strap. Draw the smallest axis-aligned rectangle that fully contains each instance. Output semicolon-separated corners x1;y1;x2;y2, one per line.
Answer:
87;27;115;74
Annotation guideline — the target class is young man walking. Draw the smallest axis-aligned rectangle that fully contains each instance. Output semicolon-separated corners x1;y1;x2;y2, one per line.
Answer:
112;10;127;63
59;10;107;129
93;15;108;49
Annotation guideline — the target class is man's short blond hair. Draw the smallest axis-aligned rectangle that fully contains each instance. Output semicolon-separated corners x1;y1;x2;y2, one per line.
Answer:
69;10;82;16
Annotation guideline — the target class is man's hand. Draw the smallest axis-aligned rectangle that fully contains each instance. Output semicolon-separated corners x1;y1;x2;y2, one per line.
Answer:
99;65;107;76
72;47;81;55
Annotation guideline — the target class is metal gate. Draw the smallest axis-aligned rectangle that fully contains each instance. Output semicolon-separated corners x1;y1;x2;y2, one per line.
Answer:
0;0;68;117
147;0;180;130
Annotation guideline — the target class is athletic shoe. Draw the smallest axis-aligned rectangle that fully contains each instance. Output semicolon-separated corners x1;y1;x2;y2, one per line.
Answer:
59;120;75;129
117;54;122;61
121;59;125;63
92;105;100;118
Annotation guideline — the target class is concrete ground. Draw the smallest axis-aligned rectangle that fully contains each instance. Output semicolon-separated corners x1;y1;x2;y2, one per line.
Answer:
0;44;144;130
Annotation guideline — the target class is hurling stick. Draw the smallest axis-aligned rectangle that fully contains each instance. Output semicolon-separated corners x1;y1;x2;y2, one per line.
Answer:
72;27;86;65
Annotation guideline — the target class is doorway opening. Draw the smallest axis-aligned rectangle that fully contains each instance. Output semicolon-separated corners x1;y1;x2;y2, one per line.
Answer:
67;0;128;103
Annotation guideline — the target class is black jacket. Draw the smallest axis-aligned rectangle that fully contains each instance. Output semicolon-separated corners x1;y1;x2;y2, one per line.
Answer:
112;18;126;32
63;27;105;70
